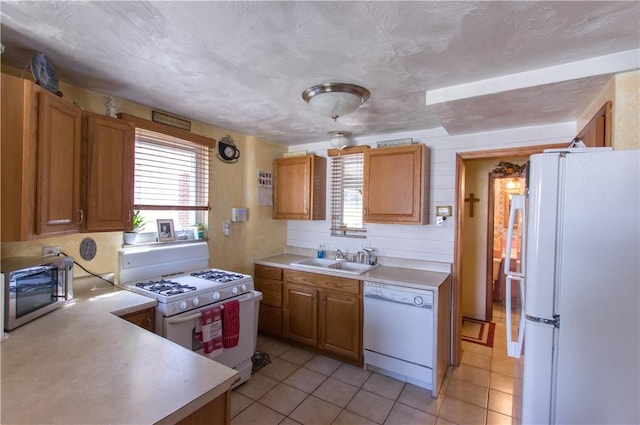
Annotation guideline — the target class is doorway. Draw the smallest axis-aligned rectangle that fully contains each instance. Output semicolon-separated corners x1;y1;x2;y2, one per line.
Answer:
451;143;565;365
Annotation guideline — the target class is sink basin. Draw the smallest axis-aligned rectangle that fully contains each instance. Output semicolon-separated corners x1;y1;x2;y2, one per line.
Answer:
291;258;380;275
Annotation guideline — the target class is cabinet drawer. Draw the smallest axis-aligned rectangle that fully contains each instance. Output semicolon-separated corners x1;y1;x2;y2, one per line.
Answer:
284;270;361;295
255;278;282;308
255;264;283;280
258;304;282;335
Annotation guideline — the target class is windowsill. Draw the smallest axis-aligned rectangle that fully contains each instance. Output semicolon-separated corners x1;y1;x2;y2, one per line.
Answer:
121;238;209;249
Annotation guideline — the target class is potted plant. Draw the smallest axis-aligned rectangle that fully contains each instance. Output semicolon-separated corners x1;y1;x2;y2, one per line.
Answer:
123;210;148;245
191;222;207;240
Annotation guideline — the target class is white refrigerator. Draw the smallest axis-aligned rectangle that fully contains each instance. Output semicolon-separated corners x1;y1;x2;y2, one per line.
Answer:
504;148;640;425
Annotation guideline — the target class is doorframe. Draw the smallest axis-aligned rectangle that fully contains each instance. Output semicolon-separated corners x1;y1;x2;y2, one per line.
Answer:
451;143;565;365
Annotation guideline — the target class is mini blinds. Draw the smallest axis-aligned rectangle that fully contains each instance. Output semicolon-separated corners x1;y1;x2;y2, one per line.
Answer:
330;149;366;237
134;128;210;210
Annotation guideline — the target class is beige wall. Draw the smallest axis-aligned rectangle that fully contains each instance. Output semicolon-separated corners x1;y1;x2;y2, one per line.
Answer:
577;70;640;150
0;69;287;278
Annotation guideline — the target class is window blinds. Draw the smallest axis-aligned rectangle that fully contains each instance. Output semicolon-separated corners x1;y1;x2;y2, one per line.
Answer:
330;151;366;237
134;128;210;210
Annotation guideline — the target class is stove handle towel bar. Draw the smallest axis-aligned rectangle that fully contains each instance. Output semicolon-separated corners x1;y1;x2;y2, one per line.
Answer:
166;312;202;325
165;304;229;325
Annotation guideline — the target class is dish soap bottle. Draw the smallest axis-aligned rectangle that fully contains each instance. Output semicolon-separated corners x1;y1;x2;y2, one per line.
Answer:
317;244;325;258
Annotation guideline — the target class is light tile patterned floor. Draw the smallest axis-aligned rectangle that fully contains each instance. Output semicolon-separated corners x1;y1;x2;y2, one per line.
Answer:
232;303;523;424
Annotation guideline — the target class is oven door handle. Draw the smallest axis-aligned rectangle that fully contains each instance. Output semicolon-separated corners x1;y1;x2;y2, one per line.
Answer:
166;312;202;325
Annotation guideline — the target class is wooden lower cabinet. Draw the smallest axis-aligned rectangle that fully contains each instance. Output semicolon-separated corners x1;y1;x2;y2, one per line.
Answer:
175;390;230;425
254;265;284;336
319;290;361;360
283;270;362;363
283;283;318;346
119;307;155;332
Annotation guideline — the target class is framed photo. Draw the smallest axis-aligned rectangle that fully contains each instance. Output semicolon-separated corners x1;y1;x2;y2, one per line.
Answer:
157;219;175;242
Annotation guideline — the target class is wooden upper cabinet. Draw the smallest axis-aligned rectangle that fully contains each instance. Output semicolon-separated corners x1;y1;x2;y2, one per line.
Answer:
82;112;135;232
1;74;38;241
35;90;83;236
36;90;83;235
576;101;612;148
273;154;326;220
1;73;85;241
363;144;430;224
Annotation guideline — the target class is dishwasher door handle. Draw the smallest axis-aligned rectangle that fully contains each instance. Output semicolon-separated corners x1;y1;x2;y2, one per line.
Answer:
364;293;432;309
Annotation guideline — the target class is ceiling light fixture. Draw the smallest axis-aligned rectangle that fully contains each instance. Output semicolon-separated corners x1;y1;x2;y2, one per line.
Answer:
302;83;370;121
328;131;352;150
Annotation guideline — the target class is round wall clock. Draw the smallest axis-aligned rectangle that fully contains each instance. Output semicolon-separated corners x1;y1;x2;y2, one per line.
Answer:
217;135;240;163
79;237;97;261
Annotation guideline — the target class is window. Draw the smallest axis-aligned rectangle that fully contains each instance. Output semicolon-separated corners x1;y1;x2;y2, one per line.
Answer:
329;146;369;238
133;127;210;234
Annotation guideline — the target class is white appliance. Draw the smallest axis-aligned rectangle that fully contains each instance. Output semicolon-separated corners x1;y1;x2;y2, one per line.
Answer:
117;242;262;388
363;281;437;395
504;148;640;424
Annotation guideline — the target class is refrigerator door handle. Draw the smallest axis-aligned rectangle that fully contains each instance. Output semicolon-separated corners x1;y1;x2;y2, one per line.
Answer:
505;275;525;358
504;194;526;277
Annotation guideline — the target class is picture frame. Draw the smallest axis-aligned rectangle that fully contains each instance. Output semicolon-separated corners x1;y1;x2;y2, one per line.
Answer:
157;219;175;242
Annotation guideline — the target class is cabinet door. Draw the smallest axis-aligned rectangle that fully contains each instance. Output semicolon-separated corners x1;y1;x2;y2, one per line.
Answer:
273;155;326;220
83;113;135;231
1;74;37;241
258;304;283;336
35;91;83;235
283;283;318;345
120;307;155;332
319;290;362;361
363;144;428;224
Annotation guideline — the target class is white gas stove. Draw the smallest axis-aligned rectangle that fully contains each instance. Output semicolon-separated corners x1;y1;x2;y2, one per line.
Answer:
117;242;261;388
117;242;254;317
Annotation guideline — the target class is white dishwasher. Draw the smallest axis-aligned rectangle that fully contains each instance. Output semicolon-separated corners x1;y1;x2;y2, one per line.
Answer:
363;281;435;392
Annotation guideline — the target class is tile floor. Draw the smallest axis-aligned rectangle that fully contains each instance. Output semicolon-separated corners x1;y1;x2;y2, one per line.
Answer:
232;303;523;425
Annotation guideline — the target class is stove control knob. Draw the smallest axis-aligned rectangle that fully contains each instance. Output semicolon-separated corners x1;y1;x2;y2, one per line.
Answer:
212;292;221;301
240;284;247;292
192;297;200;307
179;301;188;311
232;286;239;295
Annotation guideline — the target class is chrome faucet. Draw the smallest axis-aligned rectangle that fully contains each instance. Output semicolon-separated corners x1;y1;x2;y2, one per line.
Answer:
362;247;377;265
336;249;347;260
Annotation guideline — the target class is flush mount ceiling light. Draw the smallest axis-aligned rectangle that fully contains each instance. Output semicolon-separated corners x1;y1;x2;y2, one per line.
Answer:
328;131;352;150
302;83;370;121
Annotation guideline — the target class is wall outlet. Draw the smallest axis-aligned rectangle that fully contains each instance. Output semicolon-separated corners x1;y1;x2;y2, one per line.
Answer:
42;246;61;256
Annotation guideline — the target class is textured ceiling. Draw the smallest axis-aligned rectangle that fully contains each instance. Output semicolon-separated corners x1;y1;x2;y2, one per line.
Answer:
1;1;639;145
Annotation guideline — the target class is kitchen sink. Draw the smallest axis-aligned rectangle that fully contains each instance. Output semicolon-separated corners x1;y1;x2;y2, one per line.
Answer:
291;258;380;275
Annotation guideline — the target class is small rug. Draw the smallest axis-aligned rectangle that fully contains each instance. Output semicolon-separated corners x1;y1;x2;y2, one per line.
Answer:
251;351;271;373
461;318;496;347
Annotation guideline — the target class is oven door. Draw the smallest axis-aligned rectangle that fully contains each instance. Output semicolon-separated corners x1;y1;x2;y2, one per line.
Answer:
163;291;258;370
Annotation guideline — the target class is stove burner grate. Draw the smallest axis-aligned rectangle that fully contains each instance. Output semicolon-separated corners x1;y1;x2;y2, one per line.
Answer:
190;270;245;283
135;279;197;296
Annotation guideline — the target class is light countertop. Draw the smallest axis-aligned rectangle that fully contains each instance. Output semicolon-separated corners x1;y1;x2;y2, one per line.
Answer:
254;254;450;290
1;277;238;425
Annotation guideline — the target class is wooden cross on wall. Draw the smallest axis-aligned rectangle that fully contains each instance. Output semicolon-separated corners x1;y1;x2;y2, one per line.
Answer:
464;193;480;217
